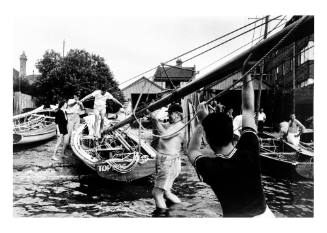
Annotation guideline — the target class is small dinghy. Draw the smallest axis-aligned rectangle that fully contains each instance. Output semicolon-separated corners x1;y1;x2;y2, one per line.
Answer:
13;106;56;145
259;133;313;179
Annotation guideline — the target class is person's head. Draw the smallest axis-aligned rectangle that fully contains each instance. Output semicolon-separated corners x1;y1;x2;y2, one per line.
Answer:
168;103;183;123
290;113;296;121
58;100;67;110
101;85;107;95
202;112;234;152
67;98;76;107
73;94;79;101
227;108;233;114
260;108;264;113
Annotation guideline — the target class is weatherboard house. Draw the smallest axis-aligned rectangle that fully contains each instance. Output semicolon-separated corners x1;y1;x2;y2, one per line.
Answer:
122;59;196;110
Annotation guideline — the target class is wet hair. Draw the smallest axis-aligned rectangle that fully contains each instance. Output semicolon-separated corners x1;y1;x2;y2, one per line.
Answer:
202;112;233;150
168;103;183;114
58;100;66;109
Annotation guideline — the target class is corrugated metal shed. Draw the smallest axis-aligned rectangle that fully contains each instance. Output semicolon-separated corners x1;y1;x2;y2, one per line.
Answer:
122;77;165;100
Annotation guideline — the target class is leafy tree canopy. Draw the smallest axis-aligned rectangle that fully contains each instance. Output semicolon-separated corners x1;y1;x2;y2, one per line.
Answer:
34;49;124;105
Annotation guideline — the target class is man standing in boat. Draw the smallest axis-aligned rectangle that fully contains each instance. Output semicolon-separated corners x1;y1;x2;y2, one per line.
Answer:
80;86;123;137
187;55;273;217
257;108;266;134
149;103;185;215
286;113;306;146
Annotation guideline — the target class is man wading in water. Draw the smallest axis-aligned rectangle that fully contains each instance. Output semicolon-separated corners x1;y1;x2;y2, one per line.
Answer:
150;103;185;216
187;55;274;217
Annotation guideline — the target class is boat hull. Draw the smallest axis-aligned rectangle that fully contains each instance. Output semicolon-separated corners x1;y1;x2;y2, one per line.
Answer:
259;133;313;179
71;123;157;182
13;125;56;145
96;159;156;182
259;153;313;179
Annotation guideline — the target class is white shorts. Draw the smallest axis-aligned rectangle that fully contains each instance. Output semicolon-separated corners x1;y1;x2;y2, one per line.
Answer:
93;107;106;117
287;132;300;146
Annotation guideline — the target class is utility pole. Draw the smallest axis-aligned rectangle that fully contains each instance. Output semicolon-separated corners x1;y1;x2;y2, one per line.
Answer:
256;15;269;114
63;40;65;57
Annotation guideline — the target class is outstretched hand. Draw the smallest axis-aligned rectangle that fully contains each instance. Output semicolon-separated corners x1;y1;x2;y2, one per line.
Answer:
197;102;209;123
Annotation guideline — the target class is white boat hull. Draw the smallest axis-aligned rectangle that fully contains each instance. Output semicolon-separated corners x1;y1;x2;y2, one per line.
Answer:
13;125;57;145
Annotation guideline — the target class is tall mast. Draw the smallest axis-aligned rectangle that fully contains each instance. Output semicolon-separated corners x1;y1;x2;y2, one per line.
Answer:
104;16;313;134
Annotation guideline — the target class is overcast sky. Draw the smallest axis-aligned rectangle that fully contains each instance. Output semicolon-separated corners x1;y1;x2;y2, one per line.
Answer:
13;15;286;88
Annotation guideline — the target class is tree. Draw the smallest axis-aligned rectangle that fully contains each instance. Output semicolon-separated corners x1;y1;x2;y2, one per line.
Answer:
34;49;124;105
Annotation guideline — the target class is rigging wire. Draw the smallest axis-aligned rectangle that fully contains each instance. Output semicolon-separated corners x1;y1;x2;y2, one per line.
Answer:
198;18;287;73
131;16;306;139
116;15;278;88
182;15;282;64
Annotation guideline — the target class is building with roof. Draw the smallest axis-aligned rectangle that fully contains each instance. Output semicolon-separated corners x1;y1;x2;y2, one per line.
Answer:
121;76;165;109
263;16;314;126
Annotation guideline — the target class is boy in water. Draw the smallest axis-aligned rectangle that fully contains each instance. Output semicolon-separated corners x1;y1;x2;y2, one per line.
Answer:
150;103;185;215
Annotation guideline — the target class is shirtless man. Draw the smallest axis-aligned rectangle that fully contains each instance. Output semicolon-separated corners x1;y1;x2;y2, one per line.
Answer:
81;86;123;137
286;113;306;146
150;103;185;214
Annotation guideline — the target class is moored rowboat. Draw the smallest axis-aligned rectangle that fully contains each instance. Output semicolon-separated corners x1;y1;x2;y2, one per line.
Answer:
13;106;57;145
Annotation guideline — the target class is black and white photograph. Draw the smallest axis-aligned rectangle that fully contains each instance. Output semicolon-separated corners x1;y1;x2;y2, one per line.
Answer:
4;0;326;231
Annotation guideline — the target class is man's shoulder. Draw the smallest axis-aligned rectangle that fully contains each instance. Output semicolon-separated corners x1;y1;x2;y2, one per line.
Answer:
92;90;101;95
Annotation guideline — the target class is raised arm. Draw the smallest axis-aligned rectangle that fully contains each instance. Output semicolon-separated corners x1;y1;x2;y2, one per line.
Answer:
111;96;123;107
241;54;256;130
80;93;93;102
187;102;208;164
149;111;167;135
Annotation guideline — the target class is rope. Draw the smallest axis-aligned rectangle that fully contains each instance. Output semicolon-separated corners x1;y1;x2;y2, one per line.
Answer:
116;16;280;89
198;18;286;73
132;16;306;139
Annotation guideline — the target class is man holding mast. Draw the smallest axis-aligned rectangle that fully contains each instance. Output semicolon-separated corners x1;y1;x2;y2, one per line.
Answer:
187;55;273;217
150;103;185;215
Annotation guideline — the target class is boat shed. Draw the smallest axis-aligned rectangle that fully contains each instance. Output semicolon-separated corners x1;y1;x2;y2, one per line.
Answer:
121;76;165;109
203;71;271;116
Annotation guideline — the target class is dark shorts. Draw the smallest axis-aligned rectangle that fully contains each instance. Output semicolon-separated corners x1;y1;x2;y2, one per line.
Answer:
58;125;68;135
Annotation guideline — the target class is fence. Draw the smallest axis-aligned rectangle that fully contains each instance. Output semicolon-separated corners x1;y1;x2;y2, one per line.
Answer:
13;92;36;115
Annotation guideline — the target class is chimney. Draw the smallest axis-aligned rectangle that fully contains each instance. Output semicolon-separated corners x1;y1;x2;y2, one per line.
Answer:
176;59;183;67
19;51;27;78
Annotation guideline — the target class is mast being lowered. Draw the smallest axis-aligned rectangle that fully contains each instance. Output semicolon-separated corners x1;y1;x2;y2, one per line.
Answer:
104;15;313;134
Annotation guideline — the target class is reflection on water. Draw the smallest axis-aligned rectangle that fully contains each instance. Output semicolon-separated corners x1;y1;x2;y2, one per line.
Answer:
13;139;313;217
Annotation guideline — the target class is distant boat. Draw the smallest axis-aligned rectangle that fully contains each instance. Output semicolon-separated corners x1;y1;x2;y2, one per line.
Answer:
259;132;313;179
13;105;57;145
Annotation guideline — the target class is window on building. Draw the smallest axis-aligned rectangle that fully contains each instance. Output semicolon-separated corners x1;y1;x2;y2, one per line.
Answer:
282;62;286;75
299;41;314;65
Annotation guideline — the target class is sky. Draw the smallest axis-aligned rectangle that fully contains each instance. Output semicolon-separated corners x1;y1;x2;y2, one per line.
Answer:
13;15;287;88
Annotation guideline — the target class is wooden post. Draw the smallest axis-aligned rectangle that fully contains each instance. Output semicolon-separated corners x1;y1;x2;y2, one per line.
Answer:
292;42;296;114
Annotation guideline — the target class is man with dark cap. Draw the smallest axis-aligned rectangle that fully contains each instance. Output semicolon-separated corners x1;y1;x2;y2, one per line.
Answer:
150;103;185;214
